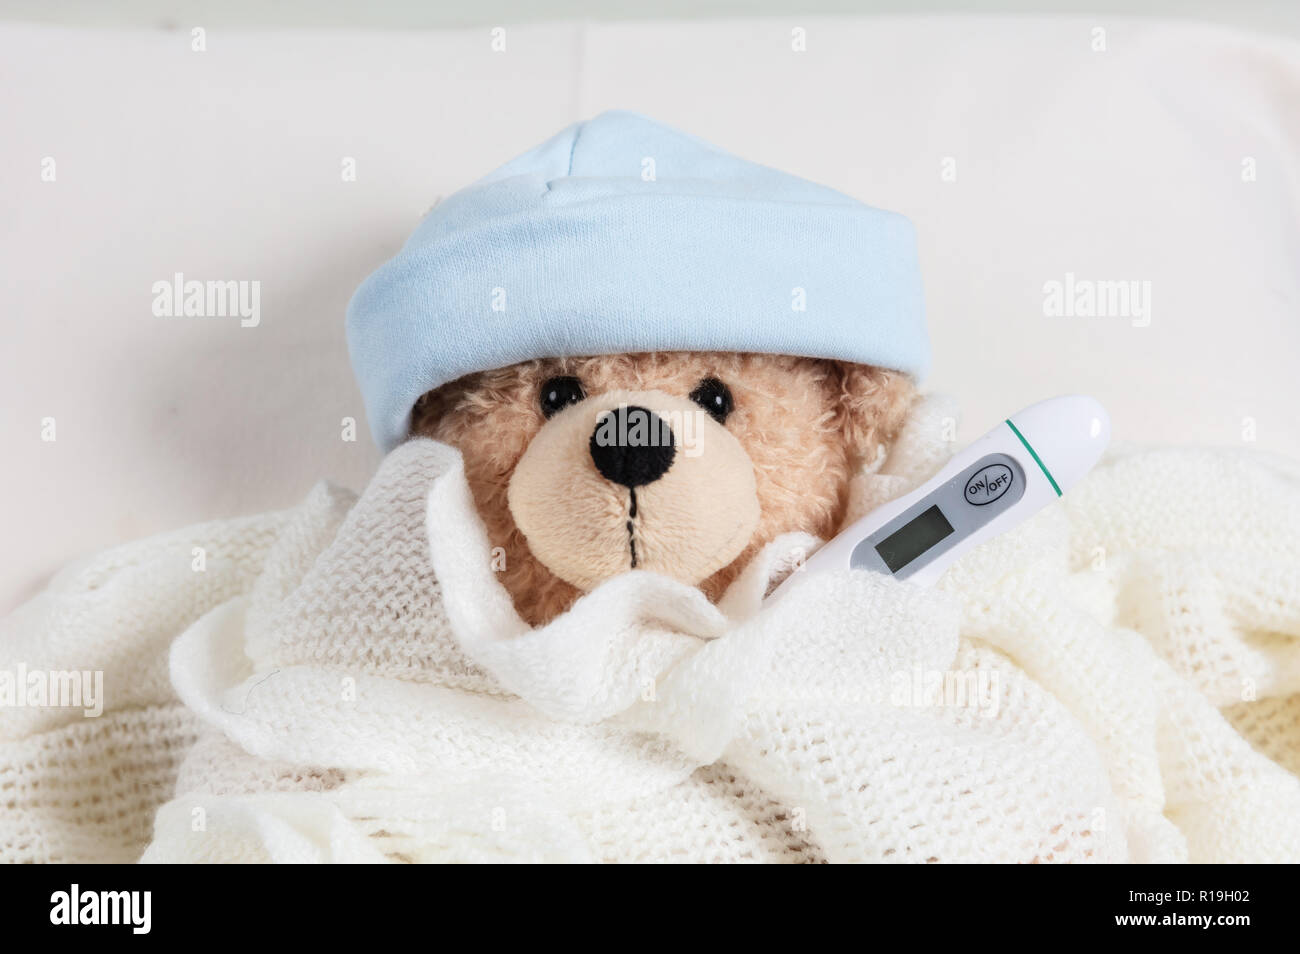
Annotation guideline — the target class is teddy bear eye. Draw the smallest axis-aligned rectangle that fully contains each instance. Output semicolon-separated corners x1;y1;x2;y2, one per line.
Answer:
689;378;734;424
540;376;586;418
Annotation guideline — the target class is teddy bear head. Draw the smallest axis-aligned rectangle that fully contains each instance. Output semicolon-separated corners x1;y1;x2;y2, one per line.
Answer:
346;113;930;626
413;351;911;625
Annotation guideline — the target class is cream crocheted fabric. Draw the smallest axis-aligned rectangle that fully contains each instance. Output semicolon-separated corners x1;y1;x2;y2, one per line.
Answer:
2;396;1298;863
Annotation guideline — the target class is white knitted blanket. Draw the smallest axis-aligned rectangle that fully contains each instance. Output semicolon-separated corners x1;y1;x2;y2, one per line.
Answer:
3;396;1299;864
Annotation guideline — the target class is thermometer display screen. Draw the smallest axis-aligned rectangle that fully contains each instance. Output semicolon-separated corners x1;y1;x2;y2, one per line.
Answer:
874;505;954;574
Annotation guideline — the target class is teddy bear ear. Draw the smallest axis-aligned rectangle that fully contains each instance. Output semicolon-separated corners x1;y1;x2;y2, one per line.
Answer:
409;389;444;439
827;362;916;463
409;380;477;440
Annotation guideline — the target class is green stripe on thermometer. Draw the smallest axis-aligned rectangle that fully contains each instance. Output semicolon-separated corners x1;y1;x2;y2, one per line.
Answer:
1005;419;1061;497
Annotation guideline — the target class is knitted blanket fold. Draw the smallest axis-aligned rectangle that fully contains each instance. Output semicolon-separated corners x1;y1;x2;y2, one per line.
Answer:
3;395;1299;863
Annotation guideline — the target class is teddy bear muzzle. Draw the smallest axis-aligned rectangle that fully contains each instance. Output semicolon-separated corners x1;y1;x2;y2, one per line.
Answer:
506;390;761;593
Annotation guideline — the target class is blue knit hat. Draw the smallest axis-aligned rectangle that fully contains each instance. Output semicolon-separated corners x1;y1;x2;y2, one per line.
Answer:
347;111;929;451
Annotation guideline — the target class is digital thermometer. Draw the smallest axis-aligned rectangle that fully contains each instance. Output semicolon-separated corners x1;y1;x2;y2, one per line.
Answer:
767;395;1110;598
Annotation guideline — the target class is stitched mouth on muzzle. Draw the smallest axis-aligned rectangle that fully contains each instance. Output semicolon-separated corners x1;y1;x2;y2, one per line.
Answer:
626;488;639;568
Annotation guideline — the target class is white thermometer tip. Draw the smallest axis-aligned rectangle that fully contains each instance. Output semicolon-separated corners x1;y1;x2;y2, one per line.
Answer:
1008;395;1110;494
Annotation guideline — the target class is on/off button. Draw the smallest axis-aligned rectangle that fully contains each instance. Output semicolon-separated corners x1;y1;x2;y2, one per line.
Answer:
964;462;1014;505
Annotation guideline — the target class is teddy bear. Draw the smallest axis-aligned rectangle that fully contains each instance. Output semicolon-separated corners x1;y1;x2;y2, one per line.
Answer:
347;111;930;626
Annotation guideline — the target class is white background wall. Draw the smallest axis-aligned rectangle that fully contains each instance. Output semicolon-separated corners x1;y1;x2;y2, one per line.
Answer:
2;0;1299;35
2;8;1298;613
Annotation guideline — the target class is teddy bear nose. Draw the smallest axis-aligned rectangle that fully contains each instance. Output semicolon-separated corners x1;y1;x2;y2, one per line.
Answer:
589;405;677;487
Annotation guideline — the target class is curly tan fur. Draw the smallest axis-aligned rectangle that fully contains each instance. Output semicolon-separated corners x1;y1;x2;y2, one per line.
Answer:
412;352;913;626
